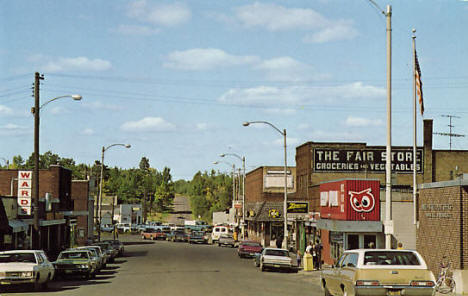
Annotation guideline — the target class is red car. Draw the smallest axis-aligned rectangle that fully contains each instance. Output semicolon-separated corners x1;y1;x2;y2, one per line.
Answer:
237;241;263;258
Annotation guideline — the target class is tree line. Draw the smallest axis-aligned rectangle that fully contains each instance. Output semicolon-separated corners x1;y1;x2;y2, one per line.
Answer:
3;152;234;223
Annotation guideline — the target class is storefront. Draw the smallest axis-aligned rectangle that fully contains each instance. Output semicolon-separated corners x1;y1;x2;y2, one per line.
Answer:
317;179;383;265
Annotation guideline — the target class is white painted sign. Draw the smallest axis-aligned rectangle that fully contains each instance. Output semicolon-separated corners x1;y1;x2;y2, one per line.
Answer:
17;170;32;215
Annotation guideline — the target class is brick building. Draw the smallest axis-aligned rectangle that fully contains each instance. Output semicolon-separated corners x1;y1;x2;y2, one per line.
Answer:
244;166;296;247
417;178;468;294
0;165;93;256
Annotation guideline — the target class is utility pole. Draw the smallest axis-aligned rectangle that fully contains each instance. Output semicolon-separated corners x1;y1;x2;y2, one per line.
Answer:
385;5;393;249
434;115;465;150
33;72;44;249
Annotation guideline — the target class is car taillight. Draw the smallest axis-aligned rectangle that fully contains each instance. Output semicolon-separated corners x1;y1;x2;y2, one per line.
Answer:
356;280;380;286
410;281;435;287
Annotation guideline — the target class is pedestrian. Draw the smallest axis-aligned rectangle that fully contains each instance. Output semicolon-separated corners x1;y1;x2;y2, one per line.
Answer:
296;250;302;268
312;244;318;269
397;242;403;250
315;240;323;270
368;242;375;249
276;235;283;249
306;241;313;254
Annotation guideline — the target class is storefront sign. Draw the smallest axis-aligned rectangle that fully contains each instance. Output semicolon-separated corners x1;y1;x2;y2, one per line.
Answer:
314;148;423;173
269;209;281;218
17;171;32;215
287;201;309;213
421;204;453;218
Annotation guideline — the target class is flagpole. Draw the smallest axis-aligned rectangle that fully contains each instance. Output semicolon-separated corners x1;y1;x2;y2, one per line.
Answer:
412;29;417;225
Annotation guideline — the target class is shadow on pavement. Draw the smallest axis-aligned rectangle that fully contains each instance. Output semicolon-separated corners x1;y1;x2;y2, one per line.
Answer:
122;250;148;257
112;259;127;264
123;241;155;246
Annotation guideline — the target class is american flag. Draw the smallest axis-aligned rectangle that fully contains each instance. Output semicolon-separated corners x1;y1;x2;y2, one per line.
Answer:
414;50;424;115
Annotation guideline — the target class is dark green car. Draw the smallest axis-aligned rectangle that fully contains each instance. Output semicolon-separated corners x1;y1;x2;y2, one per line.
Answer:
53;250;96;279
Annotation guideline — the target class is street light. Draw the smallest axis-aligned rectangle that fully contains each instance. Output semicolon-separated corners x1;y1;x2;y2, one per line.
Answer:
243;121;289;249
32;71;82;249
220;153;246;240
97;143;131;242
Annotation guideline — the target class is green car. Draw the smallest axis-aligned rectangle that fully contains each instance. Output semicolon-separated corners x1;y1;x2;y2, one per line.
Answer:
53;250;96;279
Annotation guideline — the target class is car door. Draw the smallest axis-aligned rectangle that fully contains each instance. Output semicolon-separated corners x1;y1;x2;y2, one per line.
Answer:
35;252;45;283
327;254;347;295
339;253;359;295
40;252;54;280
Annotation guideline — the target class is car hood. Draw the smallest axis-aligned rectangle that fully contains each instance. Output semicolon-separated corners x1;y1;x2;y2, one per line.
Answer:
0;263;37;272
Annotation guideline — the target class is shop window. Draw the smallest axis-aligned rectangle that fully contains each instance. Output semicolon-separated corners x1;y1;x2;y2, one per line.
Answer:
364;235;376;249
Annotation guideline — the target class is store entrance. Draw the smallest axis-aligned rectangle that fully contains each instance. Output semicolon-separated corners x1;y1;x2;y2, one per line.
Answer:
347;234;359;250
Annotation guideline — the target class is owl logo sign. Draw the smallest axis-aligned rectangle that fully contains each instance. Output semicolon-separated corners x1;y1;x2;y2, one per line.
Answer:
349;188;375;213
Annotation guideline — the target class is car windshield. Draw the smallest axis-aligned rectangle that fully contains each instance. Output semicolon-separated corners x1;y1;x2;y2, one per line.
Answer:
364;251;421;266
264;249;289;257
193;232;204;236
60;252;89;259
0;253;36;263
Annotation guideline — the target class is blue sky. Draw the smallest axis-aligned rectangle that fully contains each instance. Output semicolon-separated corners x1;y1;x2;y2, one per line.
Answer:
1;0;468;180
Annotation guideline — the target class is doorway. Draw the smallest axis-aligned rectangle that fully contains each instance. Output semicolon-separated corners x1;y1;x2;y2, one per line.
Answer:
347;234;359;250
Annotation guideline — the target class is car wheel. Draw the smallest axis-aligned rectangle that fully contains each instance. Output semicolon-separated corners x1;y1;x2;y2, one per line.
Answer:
41;275;50;291
260;262;265;272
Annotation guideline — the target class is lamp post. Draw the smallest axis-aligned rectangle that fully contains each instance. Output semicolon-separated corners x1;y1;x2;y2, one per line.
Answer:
32;72;82;249
97;143;131;242
220;153;246;240
243;121;288;249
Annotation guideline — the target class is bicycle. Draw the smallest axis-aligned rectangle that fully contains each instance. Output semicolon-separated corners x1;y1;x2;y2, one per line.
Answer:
435;259;456;294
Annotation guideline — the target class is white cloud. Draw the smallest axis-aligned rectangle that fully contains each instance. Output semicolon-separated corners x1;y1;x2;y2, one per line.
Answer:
116;24;160;36
303;21;359;43
121;117;176;132
0;105;13;116
30;55;112;73
309;129;364;142
345;116;384;127
81;128;95;135
234;3;327;31
164;48;259;70
255;56;329;82
0;123;30;136
127;1;191;27
218;82;385;107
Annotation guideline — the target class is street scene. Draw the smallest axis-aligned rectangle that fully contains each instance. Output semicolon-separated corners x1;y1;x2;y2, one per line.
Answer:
1;1;468;296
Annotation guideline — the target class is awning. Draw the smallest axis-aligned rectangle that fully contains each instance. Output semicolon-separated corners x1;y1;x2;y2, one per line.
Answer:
40;219;66;227
9;220;29;233
317;219;383;233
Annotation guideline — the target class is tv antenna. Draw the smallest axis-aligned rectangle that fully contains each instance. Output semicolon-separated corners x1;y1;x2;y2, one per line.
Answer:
434;115;465;150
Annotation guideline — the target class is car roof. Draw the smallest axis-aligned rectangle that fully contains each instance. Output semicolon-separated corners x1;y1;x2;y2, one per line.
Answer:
263;247;288;251
0;250;40;254
344;249;417;253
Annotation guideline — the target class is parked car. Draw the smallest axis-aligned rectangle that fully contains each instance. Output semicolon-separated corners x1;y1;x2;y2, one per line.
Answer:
100;224;114;233
93;242;117;263
103;239;125;256
74;247;102;271
320;249;436;296
188;231;208;244
81;245;107;268
53;250;97;279
0;250;55;291
255;248;296;273
116;223;131;233
218;234;235;248
167;230;187;242
238;241;263;258
141;228;166;240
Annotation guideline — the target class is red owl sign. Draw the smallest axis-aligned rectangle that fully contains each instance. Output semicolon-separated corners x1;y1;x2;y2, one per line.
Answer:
320;179;380;221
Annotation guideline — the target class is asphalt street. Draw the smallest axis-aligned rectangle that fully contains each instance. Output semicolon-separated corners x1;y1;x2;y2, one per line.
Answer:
1;234;323;296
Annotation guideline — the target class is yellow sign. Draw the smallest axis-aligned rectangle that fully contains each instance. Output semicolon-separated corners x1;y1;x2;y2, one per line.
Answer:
269;209;280;218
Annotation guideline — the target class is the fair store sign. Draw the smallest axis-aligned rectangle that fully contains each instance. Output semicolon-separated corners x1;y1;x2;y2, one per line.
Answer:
17;170;32;215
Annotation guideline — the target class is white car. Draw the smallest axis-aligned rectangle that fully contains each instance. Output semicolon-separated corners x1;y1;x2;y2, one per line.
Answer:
0;250;55;291
211;226;230;243
258;248;296;273
116;223;131;233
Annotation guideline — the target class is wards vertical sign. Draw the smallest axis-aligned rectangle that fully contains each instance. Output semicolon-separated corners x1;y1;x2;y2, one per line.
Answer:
17;171;32;215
